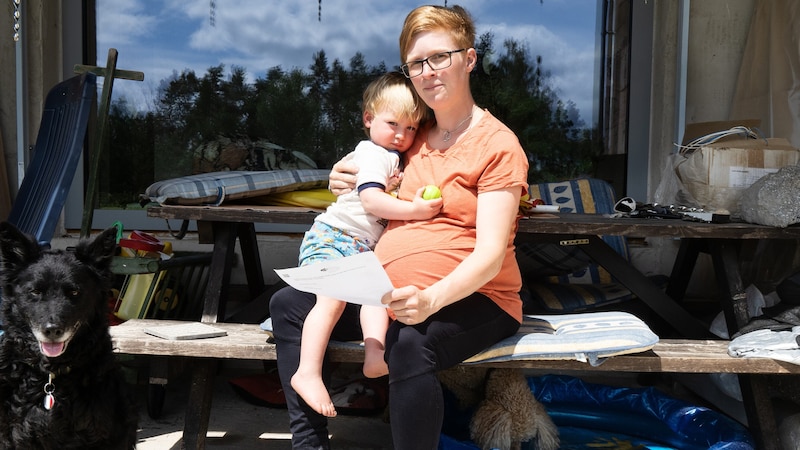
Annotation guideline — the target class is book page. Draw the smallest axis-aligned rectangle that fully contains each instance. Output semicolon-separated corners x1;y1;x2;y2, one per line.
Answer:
274;251;393;308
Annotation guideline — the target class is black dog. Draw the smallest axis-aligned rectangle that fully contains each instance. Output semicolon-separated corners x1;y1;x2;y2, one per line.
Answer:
0;222;138;449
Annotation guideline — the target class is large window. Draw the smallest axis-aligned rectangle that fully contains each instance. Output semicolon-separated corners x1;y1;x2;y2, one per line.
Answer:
69;0;601;230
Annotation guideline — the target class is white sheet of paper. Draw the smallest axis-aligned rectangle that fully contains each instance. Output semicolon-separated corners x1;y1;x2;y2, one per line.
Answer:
273;251;393;308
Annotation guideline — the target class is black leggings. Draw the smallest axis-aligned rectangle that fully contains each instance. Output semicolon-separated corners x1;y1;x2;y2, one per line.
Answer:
269;286;519;450
384;293;519;449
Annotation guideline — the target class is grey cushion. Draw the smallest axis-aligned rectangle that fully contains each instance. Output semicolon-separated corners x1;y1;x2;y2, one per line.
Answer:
144;169;330;205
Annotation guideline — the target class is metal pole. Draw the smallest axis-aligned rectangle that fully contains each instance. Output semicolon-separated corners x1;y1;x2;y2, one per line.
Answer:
674;0;690;153
14;0;26;188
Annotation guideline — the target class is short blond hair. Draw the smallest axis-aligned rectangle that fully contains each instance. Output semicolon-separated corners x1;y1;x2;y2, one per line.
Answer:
399;5;476;64
362;72;429;137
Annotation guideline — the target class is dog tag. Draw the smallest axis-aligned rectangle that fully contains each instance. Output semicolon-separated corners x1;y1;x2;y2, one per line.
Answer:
44;392;55;410
43;372;55;410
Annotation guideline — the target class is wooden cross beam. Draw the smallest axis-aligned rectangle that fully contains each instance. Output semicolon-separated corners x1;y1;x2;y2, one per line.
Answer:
73;48;144;238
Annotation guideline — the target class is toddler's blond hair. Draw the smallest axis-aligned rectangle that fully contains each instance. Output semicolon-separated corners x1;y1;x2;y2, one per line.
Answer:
362;72;429;137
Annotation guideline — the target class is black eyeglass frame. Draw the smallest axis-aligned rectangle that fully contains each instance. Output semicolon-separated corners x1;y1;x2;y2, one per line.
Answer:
401;48;467;78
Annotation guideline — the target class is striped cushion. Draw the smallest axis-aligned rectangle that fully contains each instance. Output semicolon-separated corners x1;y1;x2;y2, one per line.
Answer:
525;275;670;313
517;178;633;312
144;169;330;205
462;311;658;366
516;239;592;278
529;177;630;269
532;178;612;214
526;282;634;312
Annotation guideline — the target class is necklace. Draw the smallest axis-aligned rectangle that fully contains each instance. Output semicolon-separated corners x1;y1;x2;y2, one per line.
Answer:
440;106;475;142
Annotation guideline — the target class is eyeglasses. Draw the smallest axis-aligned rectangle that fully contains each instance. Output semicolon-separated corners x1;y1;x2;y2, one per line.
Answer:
401;49;466;78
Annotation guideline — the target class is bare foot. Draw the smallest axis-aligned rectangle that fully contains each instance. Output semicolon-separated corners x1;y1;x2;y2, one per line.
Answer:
291;372;337;417
363;348;388;378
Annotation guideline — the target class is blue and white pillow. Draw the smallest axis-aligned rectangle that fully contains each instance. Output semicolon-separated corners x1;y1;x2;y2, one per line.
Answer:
462;311;658;366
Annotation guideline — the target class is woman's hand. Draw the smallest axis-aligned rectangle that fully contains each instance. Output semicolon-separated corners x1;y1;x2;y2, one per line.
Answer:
329;156;359;196
382;285;437;325
385;187;520;317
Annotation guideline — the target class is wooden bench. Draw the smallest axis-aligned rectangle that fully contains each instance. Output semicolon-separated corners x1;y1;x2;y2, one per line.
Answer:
141;205;800;449
111;319;800;448
111;319;800;375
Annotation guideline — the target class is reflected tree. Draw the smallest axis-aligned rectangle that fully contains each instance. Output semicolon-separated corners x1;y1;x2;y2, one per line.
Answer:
104;34;595;207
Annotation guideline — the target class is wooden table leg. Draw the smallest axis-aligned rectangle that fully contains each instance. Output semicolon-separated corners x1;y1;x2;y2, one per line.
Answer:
225;281;285;324
183;220;238;448
181;359;218;450
709;240;749;334
665;239;701;301
146;356;169;419
237;223;266;299
579;235;711;338
710;239;780;450
738;374;780;450
201;222;237;322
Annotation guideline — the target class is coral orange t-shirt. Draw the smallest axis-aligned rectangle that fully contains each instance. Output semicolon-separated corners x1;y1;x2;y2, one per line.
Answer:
374;110;529;322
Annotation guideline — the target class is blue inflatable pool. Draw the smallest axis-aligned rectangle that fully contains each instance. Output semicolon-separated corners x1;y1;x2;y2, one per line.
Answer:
439;374;754;450
529;375;754;450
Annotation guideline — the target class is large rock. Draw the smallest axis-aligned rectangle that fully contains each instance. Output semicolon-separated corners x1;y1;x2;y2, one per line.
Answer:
739;164;800;227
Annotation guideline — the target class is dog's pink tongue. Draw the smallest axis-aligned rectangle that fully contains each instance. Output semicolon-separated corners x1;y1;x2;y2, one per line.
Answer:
40;342;65;357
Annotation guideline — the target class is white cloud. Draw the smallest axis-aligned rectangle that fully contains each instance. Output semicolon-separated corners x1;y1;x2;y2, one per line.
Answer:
96;0;159;46
181;1;407;71
98;0;597;123
487;22;596;121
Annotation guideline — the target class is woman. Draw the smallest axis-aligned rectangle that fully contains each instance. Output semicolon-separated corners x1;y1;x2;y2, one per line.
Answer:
270;5;528;449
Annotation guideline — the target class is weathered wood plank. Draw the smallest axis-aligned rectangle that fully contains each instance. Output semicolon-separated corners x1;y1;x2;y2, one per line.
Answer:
516;214;800;240
147;205;800;240
110;320;800;375
110;320;364;362
148;205;321;225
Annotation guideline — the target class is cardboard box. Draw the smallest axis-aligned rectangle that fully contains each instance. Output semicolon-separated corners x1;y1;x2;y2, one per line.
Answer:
677;137;799;211
680;119;762;146
675;121;800;214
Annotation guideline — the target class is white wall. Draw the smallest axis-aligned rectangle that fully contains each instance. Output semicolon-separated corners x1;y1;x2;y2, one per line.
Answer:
642;0;756;298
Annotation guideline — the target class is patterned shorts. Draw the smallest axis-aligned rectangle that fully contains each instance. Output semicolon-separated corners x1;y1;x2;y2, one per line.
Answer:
298;221;373;266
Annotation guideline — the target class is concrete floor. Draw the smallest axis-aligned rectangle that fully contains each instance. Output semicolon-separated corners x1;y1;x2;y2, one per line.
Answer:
133;359;393;449
128;356;800;450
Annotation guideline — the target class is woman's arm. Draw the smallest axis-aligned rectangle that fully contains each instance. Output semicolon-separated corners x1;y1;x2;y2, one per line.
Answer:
383;186;522;325
359;186;442;221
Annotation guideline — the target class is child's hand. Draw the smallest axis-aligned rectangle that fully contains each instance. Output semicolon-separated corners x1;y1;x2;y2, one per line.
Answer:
386;172;403;194
410;186;443;219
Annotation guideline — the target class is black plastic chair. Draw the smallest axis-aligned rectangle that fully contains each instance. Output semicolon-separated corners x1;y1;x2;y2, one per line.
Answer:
6;72;97;247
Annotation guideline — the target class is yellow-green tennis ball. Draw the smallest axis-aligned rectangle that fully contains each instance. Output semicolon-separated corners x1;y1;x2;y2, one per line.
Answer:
422;185;441;200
